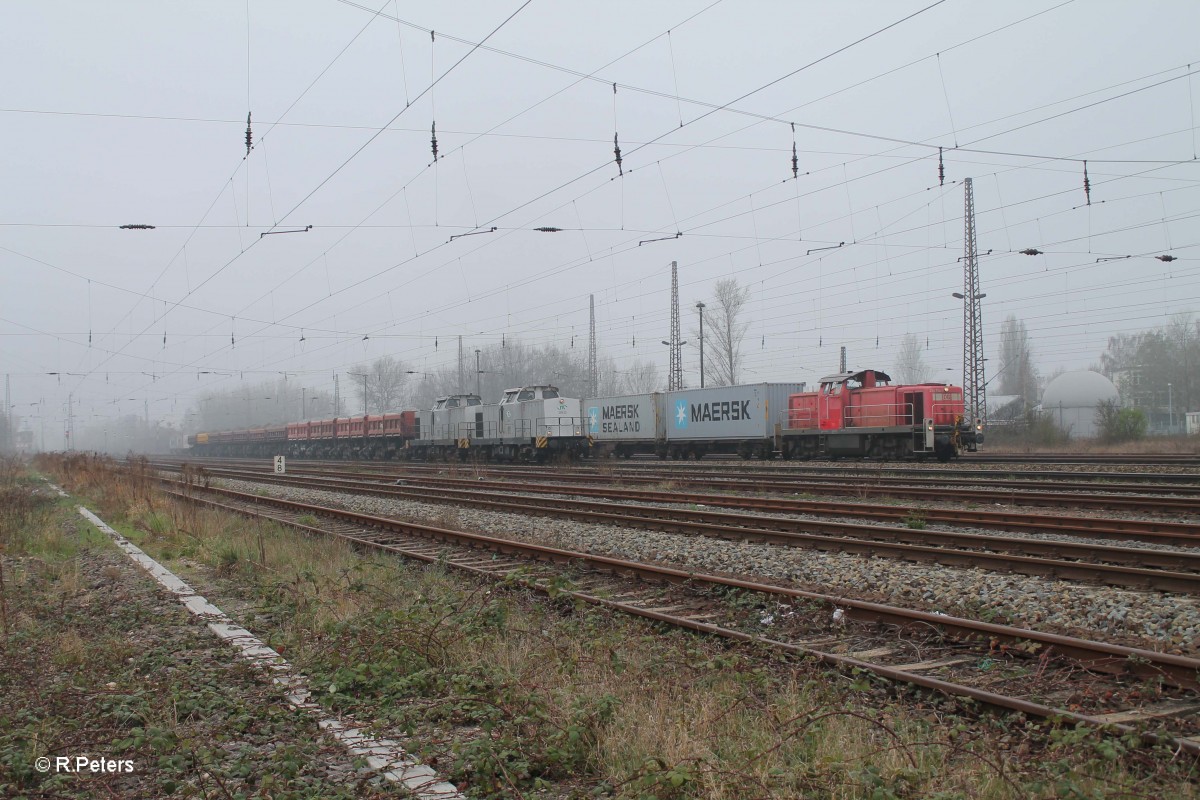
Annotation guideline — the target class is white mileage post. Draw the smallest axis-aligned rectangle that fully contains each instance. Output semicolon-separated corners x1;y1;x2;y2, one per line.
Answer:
273;455;286;474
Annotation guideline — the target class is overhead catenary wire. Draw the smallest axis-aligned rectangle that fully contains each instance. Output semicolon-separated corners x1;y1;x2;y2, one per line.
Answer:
237;144;1200;380
65;0;405;391
32;6;1200;417
23;130;1195;388
74;0;533;400
84;1;536;406
936;52;958;147
164;0;854;383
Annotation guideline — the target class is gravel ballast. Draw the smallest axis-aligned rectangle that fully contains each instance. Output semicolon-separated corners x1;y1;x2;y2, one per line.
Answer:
214;478;1200;655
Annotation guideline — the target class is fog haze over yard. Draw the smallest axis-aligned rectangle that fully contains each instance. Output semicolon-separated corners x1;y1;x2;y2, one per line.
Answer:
2;0;1197;449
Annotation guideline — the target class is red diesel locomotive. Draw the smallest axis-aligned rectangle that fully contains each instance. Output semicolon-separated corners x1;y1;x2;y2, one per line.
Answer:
784;370;979;460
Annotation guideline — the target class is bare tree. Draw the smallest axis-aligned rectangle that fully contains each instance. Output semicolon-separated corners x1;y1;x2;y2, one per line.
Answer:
595;354;622;397
701;278;751;386
997;315;1038;407
893;334;929;384
1100;312;1197;426
355;356;410;413
620;360;661;394
411;340;589;408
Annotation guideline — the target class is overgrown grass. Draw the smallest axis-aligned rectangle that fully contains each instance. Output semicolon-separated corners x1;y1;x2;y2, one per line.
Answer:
36;454;1200;799
3;455;406;798
985;431;1198;455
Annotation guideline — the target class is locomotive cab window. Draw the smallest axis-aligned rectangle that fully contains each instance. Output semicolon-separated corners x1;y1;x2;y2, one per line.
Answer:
517;389;535;401
541;388;559;399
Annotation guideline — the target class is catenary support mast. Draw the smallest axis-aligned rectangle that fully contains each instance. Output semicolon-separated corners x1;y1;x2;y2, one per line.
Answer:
588;294;597;397
667;261;683;391
961;177;987;425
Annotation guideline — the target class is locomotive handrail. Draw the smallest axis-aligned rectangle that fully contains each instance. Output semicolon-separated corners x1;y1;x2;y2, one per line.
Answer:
536;415;586;437
842;401;911;429
785;407;818;430
453;420;502;439
930;402;965;424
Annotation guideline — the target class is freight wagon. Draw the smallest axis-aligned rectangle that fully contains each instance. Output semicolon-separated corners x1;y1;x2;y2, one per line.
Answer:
588;384;804;459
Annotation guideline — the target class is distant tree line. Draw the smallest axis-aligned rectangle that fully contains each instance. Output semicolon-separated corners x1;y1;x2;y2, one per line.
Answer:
72;415;179;455
1100;312;1196;429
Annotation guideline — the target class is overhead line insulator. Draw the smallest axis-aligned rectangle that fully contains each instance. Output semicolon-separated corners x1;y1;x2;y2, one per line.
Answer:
791;122;799;179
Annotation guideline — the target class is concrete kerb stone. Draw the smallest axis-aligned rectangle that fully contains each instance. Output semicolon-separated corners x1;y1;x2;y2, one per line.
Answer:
55;485;461;799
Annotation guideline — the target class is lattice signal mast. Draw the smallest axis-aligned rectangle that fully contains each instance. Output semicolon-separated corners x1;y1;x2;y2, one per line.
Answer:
588;294;598;397
957;177;987;425
666;261;683;391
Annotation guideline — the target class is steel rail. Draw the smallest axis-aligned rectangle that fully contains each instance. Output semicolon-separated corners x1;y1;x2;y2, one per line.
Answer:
532;464;1200;495
159;481;1200;758
409;465;1200;513
158;478;1200;690
151;460;1200;544
198;460;1193;511
179;457;1200;485
179;466;1200;593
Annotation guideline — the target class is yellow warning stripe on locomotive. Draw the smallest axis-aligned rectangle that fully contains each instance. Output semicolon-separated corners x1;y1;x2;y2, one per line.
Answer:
535;436;548;448
457;437;470;449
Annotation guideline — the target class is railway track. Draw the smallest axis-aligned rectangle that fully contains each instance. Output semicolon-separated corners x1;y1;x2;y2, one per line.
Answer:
152;458;1200;514
970;453;1200;466
158;478;1200;756
153;462;1200;544
649;452;1200;467
312;463;1200;490
452;466;1200;513
155;466;1200;593
578;461;1200;485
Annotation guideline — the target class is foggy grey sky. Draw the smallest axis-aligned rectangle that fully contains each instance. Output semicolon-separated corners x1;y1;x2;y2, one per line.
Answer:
3;0;1199;443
